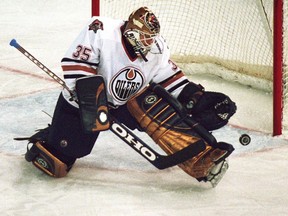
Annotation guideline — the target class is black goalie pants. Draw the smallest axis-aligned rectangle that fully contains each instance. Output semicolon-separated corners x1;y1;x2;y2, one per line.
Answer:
46;93;139;159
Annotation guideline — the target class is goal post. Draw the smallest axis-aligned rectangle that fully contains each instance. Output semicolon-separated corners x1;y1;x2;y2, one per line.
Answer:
274;0;284;136
91;0;287;136
91;0;100;16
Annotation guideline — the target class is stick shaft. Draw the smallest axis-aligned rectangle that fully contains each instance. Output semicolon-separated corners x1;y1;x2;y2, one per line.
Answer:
9;39;73;95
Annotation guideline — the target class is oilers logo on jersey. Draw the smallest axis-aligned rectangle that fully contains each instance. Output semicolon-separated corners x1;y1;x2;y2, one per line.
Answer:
110;66;144;102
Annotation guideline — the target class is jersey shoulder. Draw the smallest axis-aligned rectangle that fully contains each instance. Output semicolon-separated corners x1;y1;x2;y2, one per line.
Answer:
152;35;171;65
88;16;124;37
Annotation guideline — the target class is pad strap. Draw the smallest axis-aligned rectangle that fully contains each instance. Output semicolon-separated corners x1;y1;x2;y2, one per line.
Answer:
177;82;204;111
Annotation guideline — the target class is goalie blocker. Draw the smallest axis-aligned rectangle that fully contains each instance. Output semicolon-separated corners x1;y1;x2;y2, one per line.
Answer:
127;83;235;181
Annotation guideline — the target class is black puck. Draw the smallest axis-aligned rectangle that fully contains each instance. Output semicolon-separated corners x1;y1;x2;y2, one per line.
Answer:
239;134;251;146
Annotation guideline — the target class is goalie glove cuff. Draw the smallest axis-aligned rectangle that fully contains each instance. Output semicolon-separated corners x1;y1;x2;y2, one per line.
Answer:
177;82;204;112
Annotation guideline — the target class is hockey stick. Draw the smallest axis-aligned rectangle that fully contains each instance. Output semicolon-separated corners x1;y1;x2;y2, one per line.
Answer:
9;39;74;97
109;117;205;169
10;39;205;170
150;83;218;146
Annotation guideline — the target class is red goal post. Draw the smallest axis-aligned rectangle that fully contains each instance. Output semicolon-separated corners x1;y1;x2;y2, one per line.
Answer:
274;0;285;136
92;0;288;136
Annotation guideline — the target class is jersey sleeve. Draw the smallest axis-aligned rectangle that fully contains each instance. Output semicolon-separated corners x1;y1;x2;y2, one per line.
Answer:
60;17;102;104
152;39;189;98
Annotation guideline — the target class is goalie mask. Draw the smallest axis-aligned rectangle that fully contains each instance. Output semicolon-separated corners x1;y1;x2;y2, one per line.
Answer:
124;7;162;61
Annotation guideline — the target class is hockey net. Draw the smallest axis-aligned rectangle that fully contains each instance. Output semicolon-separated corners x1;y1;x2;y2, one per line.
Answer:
92;0;288;136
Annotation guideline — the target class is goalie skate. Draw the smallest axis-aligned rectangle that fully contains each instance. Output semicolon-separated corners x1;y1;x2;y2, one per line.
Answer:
205;160;229;187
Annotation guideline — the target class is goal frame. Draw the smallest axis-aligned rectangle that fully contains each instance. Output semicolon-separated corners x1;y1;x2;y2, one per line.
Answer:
91;0;285;136
273;0;284;136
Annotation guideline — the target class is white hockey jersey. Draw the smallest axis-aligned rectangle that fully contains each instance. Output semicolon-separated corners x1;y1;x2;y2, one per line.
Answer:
61;16;189;108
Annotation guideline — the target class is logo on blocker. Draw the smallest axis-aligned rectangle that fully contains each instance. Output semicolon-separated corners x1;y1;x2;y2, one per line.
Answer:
145;95;157;104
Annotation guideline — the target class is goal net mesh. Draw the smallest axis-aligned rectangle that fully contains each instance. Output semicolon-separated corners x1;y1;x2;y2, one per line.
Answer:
97;0;288;133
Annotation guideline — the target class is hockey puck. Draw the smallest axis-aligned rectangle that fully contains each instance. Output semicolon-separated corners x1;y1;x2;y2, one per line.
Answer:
239;134;251;146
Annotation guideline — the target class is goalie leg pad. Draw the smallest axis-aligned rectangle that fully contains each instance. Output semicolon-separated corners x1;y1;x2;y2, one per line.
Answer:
25;141;75;178
127;86;205;150
127;85;212;175
127;84;234;179
182;142;234;179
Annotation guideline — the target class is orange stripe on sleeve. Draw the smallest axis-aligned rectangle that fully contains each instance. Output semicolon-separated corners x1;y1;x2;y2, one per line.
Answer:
161;72;185;88
62;65;97;75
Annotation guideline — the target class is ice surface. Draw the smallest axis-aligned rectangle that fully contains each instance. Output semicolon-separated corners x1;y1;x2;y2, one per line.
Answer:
0;1;288;216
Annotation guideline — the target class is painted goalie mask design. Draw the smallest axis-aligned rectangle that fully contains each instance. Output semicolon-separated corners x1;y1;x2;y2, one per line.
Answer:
124;7;163;61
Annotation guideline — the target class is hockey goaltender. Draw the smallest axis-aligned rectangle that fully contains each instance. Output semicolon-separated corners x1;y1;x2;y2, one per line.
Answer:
16;7;236;187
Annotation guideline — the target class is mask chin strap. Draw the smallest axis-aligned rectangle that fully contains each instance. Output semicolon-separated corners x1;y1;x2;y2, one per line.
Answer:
138;48;148;62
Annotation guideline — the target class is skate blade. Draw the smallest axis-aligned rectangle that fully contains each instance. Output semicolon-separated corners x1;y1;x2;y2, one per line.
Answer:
207;160;229;187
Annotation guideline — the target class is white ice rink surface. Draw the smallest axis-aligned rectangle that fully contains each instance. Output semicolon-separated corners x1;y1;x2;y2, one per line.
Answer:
1;1;288;216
